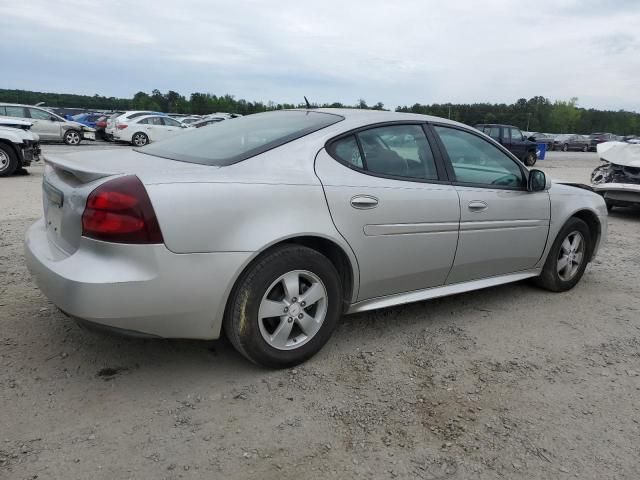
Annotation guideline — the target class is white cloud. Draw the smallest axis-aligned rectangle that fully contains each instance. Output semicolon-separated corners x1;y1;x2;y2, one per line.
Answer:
1;0;638;111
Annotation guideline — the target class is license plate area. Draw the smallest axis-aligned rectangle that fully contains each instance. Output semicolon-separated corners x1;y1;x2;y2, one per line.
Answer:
43;180;64;235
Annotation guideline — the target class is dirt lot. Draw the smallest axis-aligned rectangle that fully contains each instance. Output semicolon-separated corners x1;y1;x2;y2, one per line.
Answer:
1;145;639;480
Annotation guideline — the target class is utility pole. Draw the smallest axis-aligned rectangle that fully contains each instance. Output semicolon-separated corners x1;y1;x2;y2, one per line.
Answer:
526;113;531;131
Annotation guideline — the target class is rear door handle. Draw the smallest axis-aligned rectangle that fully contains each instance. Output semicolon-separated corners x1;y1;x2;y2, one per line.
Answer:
468;200;488;212
350;195;379;209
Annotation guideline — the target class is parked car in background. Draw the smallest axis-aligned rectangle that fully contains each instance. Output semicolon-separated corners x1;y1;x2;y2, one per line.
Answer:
589;133;616;151
94;114;111;140
25;109;607;367
591;141;640;211
105;111;165;141
71;112;105;130
179;116;202;125
0;103;96;145
191;117;226;128
530;132;555;151
475;123;538;165
113;114;191;146
0;118;41;176
553;134;590;152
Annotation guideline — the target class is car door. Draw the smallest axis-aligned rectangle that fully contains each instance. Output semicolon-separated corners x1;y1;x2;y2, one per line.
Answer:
27;107;62;141
141;116;165;142
315;123;460;301
508;127;528;159
161;117;184;138
431;124;550;284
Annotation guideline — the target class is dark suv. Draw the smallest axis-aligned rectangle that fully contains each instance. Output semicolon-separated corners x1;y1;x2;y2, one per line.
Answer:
475;124;538;166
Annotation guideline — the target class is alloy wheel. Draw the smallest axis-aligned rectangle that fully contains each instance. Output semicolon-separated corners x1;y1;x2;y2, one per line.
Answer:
0;150;9;173
258;270;328;350
133;134;147;146
65;131;80;145
557;231;585;281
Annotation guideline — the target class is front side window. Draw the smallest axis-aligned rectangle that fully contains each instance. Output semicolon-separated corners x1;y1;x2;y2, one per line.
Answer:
29;108;53;120
434;126;524;188
330;125;439;181
162;117;182;127
139;110;343;165
510;128;523;141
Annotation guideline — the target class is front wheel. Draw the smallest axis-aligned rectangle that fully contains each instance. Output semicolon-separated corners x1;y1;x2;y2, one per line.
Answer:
582;145;588;152
534;217;591;292
63;130;82;145
224;245;343;368
562;144;568;152
0;143;19;177
524;152;537;166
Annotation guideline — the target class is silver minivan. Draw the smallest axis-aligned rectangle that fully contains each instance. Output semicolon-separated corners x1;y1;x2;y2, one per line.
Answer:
0;103;96;145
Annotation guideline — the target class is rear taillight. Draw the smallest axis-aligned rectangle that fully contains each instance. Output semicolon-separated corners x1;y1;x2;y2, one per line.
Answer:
116;123;128;130
96;121;106;128
82;176;163;244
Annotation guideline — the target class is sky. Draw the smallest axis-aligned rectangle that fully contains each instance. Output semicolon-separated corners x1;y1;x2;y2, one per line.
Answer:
1;0;639;111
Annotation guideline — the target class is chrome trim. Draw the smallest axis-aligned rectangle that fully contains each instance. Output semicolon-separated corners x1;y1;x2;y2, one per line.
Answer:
363;222;459;236
347;269;541;314
460;219;549;231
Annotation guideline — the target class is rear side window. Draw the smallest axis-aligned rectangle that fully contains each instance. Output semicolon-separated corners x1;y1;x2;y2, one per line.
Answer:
329;124;439;181
138;110;343;166
2;106;27;118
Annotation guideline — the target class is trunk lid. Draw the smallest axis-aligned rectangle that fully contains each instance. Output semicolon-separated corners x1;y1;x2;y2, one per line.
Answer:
42;149;217;254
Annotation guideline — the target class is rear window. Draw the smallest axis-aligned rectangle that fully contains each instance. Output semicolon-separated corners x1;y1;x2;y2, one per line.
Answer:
137;110;344;166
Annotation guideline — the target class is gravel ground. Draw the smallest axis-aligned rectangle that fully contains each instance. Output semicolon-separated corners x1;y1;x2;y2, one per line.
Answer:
1;145;639;480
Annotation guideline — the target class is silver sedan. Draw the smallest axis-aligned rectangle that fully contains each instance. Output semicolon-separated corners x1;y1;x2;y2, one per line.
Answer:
25;109;608;367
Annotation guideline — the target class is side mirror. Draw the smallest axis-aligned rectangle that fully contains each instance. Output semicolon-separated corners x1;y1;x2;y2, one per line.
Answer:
50;116;59;122
527;169;547;192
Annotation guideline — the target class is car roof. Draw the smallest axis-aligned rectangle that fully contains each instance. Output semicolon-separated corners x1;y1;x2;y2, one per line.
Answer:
309;108;468;129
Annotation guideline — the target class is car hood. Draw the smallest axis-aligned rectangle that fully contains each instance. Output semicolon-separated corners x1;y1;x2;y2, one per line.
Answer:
596;142;640;167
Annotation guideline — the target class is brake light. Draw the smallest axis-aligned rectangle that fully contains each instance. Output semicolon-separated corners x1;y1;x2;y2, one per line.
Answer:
96;121;106;128
116;123;128;130
82;176;163;244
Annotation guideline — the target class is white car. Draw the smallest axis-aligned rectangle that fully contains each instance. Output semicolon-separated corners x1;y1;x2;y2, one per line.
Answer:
178;117;202;125
113;114;191;146
0;118;41;176
105;111;165;141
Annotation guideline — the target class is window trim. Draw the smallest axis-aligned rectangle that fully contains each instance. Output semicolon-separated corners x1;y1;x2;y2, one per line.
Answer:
427;122;530;192
325;121;451;185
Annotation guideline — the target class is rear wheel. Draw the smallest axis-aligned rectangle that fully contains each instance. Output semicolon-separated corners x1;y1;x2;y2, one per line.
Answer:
534;217;591;292
0;143;18;177
63;130;82;145
582;145;588;152
132;132;149;146
562;144;568;152
224;245;343;368
524;152;537;166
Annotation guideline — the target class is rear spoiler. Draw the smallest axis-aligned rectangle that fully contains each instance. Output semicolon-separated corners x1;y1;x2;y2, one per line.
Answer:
45;155;119;183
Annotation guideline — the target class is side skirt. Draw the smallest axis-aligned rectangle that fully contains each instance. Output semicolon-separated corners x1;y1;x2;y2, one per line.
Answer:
347;269;541;314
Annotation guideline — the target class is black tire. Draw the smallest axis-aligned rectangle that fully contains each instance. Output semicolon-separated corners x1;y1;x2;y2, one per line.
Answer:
224;244;343;368
582;145;588;152
63;129;82;145
524;152;537;166
562;144;568;152
0;143;19;177
534;217;592;292
132;132;149;147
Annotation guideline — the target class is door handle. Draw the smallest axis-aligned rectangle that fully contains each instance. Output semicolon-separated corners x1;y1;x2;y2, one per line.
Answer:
468;200;488;212
350;195;379;209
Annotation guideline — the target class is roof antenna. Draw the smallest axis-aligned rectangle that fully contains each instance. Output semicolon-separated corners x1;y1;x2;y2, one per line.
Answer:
304;96;311;109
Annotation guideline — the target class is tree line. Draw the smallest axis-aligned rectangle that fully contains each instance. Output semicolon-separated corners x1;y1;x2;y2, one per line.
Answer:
1;88;638;135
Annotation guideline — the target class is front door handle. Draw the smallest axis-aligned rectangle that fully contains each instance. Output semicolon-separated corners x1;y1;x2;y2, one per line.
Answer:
468;200;488;212
351;195;379;209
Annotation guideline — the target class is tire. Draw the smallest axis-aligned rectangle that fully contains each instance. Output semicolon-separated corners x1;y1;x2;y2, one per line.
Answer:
0;143;19;177
582;145;588;152
562;144;568;152
63;130;82;145
132;132;149;147
224;244;343;368
523;152;537;166
534;217;591;292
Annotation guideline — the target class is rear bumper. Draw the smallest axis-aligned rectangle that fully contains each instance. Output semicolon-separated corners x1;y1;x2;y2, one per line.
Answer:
24;219;251;339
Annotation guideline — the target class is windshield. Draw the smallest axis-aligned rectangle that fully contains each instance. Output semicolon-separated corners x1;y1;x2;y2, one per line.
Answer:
137;110;343;166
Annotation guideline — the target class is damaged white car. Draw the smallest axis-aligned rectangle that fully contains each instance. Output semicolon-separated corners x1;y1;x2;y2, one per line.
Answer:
591;142;640;211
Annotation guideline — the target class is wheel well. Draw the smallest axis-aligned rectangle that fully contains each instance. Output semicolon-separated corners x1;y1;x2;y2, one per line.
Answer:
228;236;356;314
571;210;600;260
